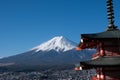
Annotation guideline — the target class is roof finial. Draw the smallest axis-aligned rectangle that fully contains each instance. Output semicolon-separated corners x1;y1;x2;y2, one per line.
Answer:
106;0;118;31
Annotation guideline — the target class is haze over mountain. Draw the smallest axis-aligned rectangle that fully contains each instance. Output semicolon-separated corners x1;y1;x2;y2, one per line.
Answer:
0;36;95;69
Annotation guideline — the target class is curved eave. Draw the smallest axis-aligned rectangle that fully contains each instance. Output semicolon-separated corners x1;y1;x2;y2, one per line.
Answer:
81;30;120;39
80;56;120;67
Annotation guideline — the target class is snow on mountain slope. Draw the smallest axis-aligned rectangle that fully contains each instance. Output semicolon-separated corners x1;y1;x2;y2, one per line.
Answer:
31;36;77;52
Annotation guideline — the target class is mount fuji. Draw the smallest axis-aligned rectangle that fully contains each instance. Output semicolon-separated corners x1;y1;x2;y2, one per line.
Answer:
0;36;95;71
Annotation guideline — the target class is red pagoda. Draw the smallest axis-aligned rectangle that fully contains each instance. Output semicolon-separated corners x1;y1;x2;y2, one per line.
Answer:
76;0;120;80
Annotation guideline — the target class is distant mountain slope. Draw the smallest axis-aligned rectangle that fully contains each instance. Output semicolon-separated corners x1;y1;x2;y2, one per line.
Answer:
0;36;96;68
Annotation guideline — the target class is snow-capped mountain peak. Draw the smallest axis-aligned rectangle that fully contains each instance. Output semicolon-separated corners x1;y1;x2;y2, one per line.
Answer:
31;36;77;52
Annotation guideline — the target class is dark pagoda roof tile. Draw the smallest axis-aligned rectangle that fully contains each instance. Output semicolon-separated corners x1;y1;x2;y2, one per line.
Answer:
81;30;120;39
80;56;120;67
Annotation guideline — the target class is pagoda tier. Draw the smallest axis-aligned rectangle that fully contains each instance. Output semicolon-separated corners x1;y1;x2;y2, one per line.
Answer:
80;56;120;71
77;30;120;57
80;57;120;79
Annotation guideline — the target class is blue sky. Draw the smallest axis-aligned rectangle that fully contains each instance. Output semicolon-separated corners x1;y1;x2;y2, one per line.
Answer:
0;0;120;57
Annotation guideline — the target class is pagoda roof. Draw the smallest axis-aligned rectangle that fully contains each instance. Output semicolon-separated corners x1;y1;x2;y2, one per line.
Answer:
81;30;120;39
80;56;120;67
